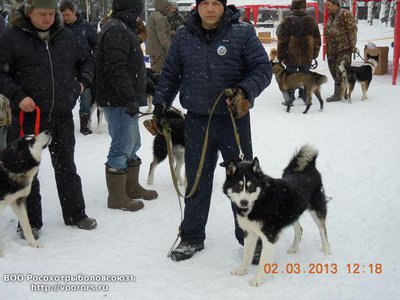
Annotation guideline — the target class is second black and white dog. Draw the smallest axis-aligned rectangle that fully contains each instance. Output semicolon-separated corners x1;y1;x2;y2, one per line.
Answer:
147;108;185;186
339;53;379;102
223;145;331;286
0;130;51;256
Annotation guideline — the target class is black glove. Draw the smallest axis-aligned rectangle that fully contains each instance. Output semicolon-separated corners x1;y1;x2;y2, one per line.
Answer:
153;103;166;120
126;101;139;117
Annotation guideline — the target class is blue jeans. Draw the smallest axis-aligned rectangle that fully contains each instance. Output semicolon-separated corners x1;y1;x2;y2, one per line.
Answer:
79;88;93;115
103;107;141;170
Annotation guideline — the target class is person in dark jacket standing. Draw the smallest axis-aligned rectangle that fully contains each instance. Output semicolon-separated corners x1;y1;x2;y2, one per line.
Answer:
277;0;321;104
60;1;97;135
96;0;158;212
153;0;272;261
0;0;97;238
325;0;357;102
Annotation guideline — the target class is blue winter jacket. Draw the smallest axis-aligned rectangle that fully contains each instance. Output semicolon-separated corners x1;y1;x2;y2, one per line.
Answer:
153;5;272;116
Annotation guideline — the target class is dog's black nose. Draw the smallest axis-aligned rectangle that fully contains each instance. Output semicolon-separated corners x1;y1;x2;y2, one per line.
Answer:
240;200;248;207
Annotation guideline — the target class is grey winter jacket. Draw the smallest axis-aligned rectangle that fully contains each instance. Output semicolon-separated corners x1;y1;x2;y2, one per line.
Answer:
153;6;272;116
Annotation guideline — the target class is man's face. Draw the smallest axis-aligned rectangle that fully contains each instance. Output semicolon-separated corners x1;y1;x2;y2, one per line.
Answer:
61;8;76;24
326;2;338;14
29;8;56;30
198;0;224;30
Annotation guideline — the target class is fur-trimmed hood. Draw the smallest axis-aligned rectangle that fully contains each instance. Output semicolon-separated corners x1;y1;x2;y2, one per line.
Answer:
10;4;63;36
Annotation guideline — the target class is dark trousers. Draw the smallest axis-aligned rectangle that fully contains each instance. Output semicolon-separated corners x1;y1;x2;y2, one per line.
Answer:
8;111;87;229
180;112;253;245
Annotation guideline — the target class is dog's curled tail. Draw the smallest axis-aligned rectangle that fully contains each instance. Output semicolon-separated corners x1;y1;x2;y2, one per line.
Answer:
292;144;319;172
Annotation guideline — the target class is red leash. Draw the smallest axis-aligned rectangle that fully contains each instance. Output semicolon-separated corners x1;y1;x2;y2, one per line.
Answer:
19;107;41;137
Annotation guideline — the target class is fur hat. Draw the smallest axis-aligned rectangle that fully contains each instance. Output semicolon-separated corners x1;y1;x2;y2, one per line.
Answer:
112;0;144;13
291;0;306;10
196;0;226;8
25;0;58;15
327;0;341;6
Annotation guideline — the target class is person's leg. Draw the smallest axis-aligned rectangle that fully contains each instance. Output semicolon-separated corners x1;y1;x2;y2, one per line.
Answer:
79;88;93;135
180;113;219;244
217;114;253;245
49;114;96;228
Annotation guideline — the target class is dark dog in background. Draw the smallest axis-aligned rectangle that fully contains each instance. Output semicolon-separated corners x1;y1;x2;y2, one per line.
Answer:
339;53;379;102
269;48;327;114
94;68;161;133
147;108;185;186
223;145;331;286
0;131;51;256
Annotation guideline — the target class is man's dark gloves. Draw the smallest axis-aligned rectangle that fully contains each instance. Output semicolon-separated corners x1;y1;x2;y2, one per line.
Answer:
224;88;251;119
126;101;139;117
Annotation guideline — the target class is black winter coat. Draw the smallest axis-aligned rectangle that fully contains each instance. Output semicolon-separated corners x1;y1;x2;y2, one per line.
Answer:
95;13;146;108
153;5;272;116
0;7;93;115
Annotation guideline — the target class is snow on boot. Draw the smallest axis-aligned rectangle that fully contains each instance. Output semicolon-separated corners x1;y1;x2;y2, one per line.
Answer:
170;241;205;262
106;166;144;211
126;160;158;200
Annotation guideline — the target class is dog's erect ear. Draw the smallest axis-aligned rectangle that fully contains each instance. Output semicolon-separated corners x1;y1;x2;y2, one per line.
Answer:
226;160;238;176
251;157;261;174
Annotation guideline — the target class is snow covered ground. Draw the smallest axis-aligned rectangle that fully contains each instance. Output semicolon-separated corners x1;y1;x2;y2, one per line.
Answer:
1;21;399;300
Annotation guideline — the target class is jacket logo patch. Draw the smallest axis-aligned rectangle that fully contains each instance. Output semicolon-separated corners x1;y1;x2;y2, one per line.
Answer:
217;46;227;56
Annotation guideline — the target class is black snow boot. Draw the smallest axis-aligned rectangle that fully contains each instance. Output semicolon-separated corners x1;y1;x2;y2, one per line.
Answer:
170;241;205;262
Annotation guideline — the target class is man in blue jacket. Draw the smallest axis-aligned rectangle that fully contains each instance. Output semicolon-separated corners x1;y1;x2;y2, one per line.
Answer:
153;0;272;261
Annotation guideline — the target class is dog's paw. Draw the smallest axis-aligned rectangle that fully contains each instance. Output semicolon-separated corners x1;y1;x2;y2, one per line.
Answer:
231;267;247;276
29;241;43;249
322;246;331;255
287;247;299;254
249;276;264;287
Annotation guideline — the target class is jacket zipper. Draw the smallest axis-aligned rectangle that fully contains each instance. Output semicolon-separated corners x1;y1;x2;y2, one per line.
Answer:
44;41;55;122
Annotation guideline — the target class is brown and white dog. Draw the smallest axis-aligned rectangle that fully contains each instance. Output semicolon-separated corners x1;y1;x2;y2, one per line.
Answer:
269;48;327;114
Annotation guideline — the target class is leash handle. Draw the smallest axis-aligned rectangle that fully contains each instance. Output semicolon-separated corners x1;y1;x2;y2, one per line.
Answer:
19;106;41;137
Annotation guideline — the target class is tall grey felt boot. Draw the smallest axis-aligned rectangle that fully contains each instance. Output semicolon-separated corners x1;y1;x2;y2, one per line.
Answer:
326;83;342;102
126;160;158;200
105;166;144;211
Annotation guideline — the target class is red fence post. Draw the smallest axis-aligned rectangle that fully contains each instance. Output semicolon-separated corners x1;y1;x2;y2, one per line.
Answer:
392;0;400;85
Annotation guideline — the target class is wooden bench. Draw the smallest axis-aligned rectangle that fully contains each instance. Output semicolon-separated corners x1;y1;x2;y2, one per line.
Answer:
258;32;272;44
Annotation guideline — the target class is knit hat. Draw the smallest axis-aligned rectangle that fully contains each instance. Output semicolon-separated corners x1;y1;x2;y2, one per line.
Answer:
196;0;227;8
25;0;58;15
327;0;341;6
291;0;306;10
112;0;144;13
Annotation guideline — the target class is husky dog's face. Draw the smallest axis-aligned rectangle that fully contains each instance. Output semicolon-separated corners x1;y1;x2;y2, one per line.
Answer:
1;130;51;173
223;158;262;214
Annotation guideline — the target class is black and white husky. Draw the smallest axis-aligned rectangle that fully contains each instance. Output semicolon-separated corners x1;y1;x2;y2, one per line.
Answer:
339;54;379;102
0;131;51;256
147;108;185;186
223;145;331;286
